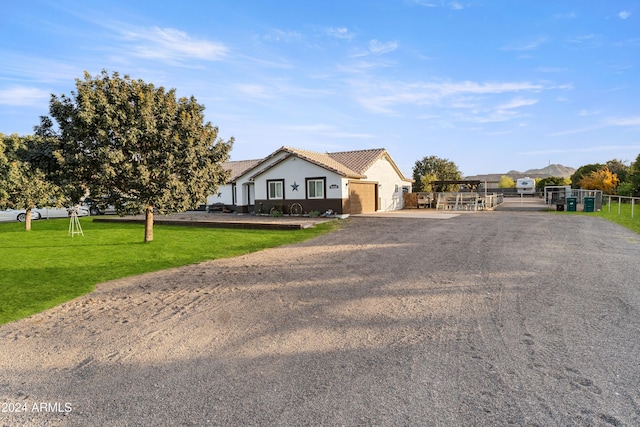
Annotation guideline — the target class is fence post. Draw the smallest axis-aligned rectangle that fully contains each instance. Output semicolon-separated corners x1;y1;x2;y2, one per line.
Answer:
618;196;622;215
633;198;635;219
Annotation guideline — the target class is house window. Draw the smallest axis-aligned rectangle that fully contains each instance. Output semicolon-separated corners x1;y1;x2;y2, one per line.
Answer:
268;180;284;200
307;178;325;199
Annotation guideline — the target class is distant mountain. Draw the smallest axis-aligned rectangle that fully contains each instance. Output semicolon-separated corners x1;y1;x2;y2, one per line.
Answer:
467;164;575;182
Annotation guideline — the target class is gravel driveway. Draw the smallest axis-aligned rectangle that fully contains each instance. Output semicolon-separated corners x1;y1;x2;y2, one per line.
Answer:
1;211;639;426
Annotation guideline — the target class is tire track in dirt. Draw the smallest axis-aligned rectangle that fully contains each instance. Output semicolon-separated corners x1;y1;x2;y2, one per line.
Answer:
1;213;639;426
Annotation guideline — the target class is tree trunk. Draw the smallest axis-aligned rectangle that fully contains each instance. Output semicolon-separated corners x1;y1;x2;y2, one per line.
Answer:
25;208;32;231
144;205;154;243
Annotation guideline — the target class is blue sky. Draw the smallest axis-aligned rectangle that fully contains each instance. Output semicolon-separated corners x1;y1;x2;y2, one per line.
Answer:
1;1;639;177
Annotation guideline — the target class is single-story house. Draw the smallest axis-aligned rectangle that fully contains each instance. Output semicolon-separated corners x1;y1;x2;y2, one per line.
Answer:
207;146;413;215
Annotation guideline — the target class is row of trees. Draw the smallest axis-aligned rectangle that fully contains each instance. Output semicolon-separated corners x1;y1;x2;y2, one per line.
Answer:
1;70;233;241
412;155;640;197
569;158;640;196
498;158;640;196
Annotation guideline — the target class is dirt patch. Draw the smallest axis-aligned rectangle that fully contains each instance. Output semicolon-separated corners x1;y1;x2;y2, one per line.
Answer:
1;212;639;425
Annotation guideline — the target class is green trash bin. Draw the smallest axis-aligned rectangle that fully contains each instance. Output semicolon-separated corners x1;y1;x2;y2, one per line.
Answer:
583;196;595;212
566;197;577;212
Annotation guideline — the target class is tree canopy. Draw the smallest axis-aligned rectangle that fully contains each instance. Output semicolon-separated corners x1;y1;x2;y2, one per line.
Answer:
536;176;570;190
35;70;233;242
579;167;619;194
0;133;62;230
570;163;603;188
623;154;640;196
412;155;462;192
498;176;515;188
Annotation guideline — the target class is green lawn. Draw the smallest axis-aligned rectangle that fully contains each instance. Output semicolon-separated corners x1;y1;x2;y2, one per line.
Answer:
0;217;340;325
558;201;640;234
592;201;640;234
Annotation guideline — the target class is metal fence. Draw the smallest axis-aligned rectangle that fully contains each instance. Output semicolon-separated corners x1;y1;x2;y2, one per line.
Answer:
543;187;604;211
604;195;640;219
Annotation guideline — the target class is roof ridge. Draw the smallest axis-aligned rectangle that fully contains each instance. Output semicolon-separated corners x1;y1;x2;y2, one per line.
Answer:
282;146;364;178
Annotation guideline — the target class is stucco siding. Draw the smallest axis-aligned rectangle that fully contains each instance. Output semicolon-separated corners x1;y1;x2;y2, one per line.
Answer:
363;156;412;211
254;157;346;201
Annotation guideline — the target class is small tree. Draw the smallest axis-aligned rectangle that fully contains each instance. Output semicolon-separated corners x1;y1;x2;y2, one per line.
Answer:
624;153;640;197
0;133;61;230
571;163;603;188
419;172;438;193
605;159;629;184
536;176;570;190
579;167;619;194
412;155;462;192
36;70;233;242
498;175;515;188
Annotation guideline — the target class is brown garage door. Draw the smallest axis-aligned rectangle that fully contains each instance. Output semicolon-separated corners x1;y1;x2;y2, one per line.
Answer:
349;182;377;214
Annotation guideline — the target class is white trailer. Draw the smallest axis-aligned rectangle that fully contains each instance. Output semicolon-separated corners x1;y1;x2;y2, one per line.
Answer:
516;177;536;196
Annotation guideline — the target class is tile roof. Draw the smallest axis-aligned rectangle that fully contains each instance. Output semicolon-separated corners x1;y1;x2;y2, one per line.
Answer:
281;146;364;178
222;159;263;181
228;146;411;182
327;148;387;175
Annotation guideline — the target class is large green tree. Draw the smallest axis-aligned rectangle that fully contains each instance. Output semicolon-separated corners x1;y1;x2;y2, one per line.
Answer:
35;70;233;242
0;133;61;230
536;176;570;190
605;158;629;184
570;163;603;188
624;154;640;196
0;135;9;204
412;155;462;192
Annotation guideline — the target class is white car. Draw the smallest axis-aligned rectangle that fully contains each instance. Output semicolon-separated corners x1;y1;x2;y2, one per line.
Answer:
0;209;41;222
0;206;89;222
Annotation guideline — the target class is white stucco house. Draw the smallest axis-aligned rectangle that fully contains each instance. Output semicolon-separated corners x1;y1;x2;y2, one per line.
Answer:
207;146;413;215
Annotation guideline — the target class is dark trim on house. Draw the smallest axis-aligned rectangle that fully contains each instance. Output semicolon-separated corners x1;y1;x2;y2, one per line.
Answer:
305;177;327;200
267;179;285;200
254;198;343;215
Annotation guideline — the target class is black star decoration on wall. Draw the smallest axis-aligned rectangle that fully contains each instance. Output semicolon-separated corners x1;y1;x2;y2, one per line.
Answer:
291;182;299;191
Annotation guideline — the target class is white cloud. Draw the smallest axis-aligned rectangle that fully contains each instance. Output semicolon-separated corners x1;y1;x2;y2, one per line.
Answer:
368;39;398;54
496;97;538;110
502;37;547;51
619;10;631;20
283;124;374;139
262;29;303;43
536;66;567;73
567;34;598;44
410;1;465;9
0;86;50;106
549;115;640;136
410;0;437;7
235;84;272;99
578;109;601;116
326;27;354;40
552;12;577;20
121;26;228;63
453;97;537;123
518;145;640;156
353;79;545;113
606;116;640;126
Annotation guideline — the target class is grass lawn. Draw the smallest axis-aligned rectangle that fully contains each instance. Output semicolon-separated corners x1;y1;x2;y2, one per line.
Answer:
0;217;340;325
591;201;640;234
558;201;640;234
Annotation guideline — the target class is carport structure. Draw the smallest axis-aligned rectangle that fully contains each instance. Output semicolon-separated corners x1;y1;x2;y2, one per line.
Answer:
431;180;482;192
